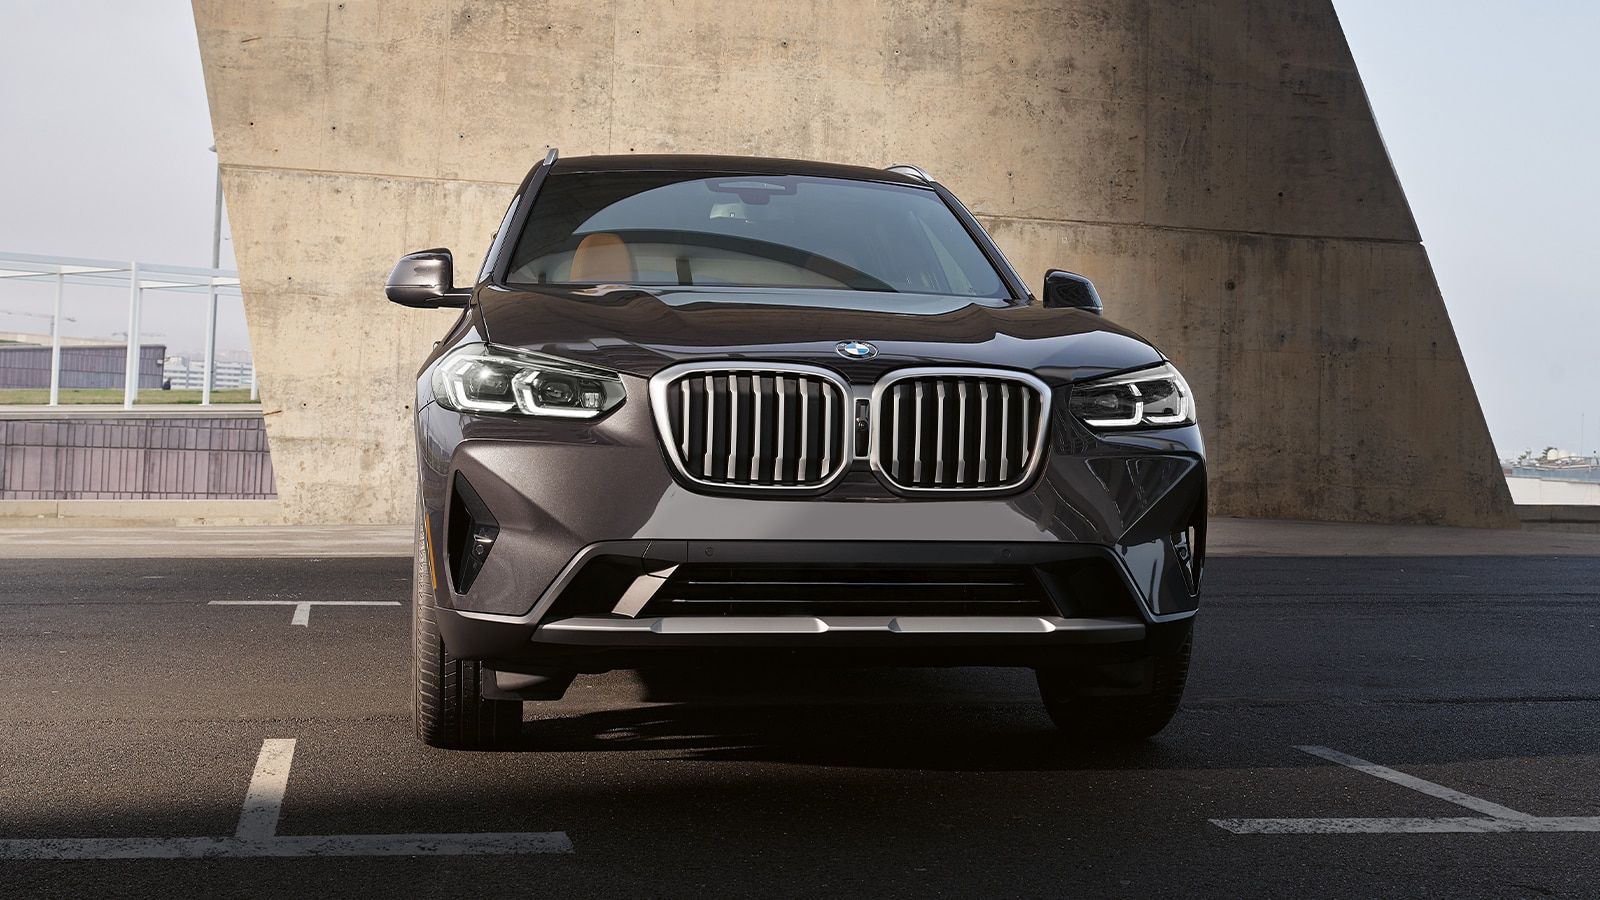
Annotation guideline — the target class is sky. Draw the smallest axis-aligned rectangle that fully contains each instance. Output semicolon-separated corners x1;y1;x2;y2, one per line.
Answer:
0;1;1594;455
1333;0;1599;457
0;0;242;357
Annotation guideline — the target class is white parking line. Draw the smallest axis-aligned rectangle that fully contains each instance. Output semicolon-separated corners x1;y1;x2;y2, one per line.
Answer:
1212;745;1600;834
1295;745;1535;821
1212;816;1600;835
0;739;573;859
208;600;400;626
0;833;574;859
236;738;296;840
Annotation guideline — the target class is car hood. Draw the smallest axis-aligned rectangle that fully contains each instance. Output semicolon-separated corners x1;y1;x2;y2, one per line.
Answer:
474;284;1165;383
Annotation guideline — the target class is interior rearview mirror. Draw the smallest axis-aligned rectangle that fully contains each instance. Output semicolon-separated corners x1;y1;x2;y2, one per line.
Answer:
1042;269;1102;315
386;249;469;308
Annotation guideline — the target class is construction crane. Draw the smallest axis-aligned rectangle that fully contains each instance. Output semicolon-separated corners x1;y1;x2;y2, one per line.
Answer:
1;309;78;335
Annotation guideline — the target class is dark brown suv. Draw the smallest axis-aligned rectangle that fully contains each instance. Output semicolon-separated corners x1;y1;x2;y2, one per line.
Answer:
387;152;1206;749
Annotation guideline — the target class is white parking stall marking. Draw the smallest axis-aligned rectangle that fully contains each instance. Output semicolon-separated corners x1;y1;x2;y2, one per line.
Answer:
1212;745;1600;835
208;600;400;626
0;833;574;859
1213;816;1600;835
1293;745;1535;821
0;739;573;859
236;738;296;840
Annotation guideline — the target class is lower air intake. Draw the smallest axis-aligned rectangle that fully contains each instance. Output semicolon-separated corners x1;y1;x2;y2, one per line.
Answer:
645;564;1053;618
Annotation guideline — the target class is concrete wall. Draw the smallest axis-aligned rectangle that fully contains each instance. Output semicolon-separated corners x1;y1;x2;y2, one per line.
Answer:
192;0;1515;527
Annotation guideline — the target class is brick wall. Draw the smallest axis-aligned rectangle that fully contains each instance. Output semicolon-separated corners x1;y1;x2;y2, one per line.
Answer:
0;413;276;499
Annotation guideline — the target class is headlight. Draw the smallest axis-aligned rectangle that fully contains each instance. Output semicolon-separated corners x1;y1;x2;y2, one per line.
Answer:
432;343;625;418
1067;362;1194;429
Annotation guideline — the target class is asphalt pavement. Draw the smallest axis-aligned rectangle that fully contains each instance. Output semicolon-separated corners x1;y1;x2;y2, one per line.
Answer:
1;551;1598;898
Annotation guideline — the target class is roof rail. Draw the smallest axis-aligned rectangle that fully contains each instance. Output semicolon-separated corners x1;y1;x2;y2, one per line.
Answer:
885;164;932;183
543;147;559;167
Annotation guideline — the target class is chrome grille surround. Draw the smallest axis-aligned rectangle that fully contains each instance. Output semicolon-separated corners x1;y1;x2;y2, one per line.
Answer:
869;367;1051;494
649;361;853;492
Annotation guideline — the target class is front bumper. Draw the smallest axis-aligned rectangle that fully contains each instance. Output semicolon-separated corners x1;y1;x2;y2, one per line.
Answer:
417;384;1205;669
430;537;1178;663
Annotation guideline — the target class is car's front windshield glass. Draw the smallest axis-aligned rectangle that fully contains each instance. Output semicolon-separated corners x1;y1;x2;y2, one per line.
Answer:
504;171;1011;300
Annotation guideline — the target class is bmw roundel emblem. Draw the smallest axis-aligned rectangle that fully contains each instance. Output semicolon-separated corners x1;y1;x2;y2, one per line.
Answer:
835;340;878;360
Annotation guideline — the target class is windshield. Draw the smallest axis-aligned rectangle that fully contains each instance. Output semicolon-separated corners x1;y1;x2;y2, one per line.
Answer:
504;172;1011;299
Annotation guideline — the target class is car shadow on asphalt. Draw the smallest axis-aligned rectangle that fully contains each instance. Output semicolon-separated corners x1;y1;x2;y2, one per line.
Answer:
510;666;1197;771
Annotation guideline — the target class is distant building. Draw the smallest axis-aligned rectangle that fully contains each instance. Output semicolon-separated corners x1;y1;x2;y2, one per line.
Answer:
1505;448;1600;484
1503;449;1600;505
163;356;255;390
0;338;166;390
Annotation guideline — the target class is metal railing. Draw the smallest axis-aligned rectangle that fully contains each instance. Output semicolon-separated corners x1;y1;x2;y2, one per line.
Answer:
0;251;248;408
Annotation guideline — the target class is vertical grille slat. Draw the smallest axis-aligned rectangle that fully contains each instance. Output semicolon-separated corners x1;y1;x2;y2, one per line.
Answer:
912;381;925;485
956;380;968;484
774;375;786;483
679;379;691;461
700;376;715;478
751;373;764;484
1018;384;1032;476
978;381;990;484
798;380;810;483
890;384;904;481
663;366;846;489
998;381;1011;482
821;387;832;476
725;374;738;481
873;371;1045;491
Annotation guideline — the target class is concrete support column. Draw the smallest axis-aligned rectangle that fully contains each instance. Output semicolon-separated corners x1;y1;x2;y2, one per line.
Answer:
191;0;1514;527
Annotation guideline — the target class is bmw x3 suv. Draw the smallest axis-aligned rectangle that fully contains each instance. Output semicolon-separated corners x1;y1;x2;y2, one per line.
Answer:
388;152;1206;749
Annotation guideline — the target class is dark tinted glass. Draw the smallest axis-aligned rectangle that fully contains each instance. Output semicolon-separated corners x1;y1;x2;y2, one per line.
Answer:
506;172;1009;299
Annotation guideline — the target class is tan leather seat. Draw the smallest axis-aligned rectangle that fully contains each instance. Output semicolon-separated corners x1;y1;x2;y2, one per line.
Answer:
569;233;635;282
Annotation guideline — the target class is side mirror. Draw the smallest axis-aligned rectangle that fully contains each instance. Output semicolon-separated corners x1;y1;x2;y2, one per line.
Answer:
386;248;469;308
1042;269;1102;315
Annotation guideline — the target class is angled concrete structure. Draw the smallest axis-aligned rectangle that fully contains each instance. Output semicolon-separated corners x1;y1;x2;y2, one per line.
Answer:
192;0;1515;526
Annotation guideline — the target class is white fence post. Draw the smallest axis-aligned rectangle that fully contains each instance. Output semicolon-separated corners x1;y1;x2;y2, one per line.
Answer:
49;271;63;406
123;261;141;409
202;286;217;405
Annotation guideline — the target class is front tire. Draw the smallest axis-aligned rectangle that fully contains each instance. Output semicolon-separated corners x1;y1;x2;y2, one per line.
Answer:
412;518;522;749
1037;634;1191;740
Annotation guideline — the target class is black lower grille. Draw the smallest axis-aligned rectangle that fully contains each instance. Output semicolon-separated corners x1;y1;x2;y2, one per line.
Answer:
645;565;1052;617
